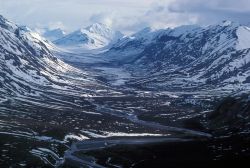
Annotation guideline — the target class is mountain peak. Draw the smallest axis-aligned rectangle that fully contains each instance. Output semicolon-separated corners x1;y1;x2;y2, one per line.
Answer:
19;26;32;32
0;15;17;31
55;23;123;49
218;20;240;27
221;20;233;26
85;23;113;39
0;15;8;24
86;22;111;30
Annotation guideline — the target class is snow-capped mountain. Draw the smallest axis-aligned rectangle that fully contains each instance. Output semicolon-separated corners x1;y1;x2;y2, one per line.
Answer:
103;27;165;62
43;28;66;41
54;23;123;49
104;21;250;91
0;15;93;100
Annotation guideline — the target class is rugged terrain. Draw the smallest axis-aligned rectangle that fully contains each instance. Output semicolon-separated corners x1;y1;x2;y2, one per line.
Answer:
103;21;250;91
0;15;250;167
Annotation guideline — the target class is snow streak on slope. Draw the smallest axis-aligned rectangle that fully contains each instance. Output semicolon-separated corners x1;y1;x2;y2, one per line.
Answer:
236;26;250;50
103;21;250;91
0;15;107;101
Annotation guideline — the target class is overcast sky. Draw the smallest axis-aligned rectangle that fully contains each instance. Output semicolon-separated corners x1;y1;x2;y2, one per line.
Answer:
0;0;250;34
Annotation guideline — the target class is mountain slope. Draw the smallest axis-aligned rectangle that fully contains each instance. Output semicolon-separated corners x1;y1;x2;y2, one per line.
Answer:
55;23;123;49
0;15;98;101
208;93;250;135
104;21;250;91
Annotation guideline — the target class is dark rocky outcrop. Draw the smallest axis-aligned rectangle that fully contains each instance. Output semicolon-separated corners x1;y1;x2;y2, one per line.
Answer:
208;94;250;135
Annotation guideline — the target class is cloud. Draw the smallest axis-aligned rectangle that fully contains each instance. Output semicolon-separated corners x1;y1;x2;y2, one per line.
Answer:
48;21;65;30
97;0;197;34
89;13;114;28
114;0;250;34
0;0;157;32
0;0;249;34
167;0;250;25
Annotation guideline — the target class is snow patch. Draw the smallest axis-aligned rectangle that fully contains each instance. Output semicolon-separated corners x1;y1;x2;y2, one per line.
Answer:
81;130;168;138
236;26;250;50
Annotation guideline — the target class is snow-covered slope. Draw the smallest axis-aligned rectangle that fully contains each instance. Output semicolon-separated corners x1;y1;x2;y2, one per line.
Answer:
0;15;96;100
103;27;166;62
104;21;250;91
54;23;123;49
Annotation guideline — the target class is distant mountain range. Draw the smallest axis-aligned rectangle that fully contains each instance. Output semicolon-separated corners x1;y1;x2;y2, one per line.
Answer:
102;21;250;91
54;23;123;49
2;14;250;93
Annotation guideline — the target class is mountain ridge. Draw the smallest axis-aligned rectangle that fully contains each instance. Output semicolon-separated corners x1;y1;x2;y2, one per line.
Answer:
55;23;123;49
102;21;250;91
0;15;98;101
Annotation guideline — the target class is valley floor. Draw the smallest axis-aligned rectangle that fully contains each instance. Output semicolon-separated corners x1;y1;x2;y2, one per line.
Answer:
0;49;249;168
